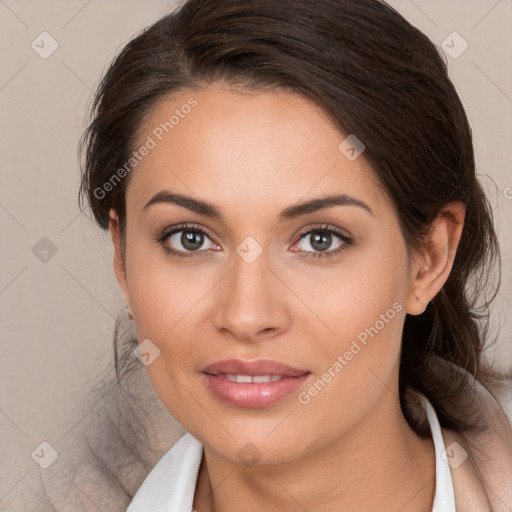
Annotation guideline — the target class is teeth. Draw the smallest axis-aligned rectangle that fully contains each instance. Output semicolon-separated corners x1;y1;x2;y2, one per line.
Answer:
253;375;273;383
217;374;283;383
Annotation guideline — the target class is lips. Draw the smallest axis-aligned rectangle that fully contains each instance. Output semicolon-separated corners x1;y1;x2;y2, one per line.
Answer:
202;359;309;377
201;359;310;408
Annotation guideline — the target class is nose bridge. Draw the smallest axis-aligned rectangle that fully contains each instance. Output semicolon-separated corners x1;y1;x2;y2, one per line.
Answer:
213;238;289;340
231;242;270;299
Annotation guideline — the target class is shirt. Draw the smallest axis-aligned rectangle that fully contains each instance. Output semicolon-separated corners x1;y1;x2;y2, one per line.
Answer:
127;394;456;511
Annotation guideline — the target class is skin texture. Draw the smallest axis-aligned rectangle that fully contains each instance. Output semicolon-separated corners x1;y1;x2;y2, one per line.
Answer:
109;85;465;512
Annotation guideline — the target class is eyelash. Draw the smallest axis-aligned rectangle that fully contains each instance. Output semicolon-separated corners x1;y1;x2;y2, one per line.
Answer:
155;223;353;260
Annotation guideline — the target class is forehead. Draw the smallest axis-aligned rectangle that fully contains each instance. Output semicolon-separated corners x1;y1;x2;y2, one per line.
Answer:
126;85;385;219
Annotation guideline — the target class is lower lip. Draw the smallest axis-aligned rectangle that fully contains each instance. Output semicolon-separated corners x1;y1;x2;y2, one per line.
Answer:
202;373;310;408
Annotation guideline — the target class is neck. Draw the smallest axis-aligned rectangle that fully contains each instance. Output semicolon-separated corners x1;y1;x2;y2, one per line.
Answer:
193;390;436;512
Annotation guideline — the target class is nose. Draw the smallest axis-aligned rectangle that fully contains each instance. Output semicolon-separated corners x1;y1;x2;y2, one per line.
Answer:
213;248;291;344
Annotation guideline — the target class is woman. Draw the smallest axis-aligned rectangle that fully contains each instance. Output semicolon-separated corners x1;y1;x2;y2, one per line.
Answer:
74;0;512;510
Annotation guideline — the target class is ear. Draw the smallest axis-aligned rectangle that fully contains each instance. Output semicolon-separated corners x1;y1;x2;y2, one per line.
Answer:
406;201;466;315
109;208;130;305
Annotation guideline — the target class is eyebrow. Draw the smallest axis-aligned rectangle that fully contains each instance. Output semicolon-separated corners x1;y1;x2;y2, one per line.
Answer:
143;190;373;221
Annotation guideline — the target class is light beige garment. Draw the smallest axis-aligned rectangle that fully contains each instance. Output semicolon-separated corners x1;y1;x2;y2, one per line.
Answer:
443;378;512;511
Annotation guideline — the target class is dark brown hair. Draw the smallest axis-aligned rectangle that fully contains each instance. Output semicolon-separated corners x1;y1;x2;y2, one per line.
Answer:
79;0;502;437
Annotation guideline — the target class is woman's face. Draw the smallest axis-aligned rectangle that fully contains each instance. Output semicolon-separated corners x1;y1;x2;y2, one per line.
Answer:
113;85;420;464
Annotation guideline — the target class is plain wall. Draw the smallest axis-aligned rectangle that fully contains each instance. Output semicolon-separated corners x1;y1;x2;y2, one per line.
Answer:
1;0;511;507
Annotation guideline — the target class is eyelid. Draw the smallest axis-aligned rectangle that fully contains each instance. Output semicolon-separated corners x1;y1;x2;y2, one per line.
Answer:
296;223;353;241
158;223;217;244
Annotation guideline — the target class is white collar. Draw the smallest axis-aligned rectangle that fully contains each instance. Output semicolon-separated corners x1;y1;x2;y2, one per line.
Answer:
127;430;203;511
127;394;455;511
420;394;457;512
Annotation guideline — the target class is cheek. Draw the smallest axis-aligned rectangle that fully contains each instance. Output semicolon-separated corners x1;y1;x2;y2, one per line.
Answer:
297;235;409;356
124;241;222;404
292;236;409;403
124;249;207;417
301;237;409;412
125;237;212;337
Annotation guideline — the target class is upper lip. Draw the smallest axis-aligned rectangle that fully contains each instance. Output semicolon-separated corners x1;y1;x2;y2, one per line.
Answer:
202;359;309;377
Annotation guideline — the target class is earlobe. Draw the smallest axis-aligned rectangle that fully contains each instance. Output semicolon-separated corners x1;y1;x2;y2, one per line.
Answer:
406;201;465;316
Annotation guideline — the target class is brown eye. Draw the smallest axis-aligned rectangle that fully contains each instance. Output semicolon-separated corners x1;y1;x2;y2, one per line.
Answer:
157;224;220;258
292;226;353;260
165;228;217;253
177;230;206;251
301;230;345;252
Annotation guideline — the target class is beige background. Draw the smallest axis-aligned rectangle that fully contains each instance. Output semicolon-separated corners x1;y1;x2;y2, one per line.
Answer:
1;0;511;507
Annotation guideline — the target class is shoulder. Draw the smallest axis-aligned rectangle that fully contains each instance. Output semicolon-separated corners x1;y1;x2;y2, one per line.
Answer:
441;376;512;512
